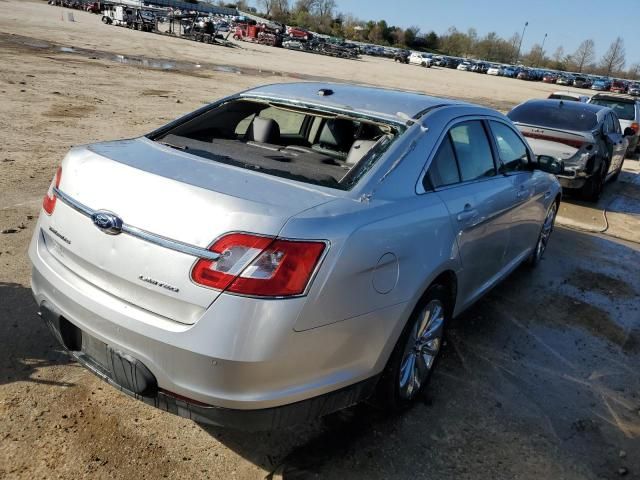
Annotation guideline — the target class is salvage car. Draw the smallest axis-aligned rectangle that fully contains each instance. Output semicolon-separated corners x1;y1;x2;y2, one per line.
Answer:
556;74;574;86
610;80;627;94
588;93;640;153
508;99;631;200
591;78;611;91
408;52;432;67
393;49;410;64
573;76;592;89
628;83;640;97
31;83;562;430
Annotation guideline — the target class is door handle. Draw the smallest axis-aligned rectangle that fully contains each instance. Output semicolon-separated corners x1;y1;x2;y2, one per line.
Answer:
516;187;528;199
544;191;552;200
457;204;478;222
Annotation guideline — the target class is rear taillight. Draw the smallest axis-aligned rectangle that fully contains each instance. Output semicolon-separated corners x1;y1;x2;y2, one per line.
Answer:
191;233;326;297
42;166;62;215
631;122;639;133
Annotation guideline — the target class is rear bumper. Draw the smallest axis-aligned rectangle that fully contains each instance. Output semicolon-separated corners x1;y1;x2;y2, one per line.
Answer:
29;222;406;425
557;173;587;189
39;302;377;431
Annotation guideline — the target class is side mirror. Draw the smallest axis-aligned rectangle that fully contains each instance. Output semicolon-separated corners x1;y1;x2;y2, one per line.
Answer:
536;155;564;175
623;127;636;137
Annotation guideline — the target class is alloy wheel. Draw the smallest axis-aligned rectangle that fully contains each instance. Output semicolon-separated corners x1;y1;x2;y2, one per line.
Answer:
535;202;557;261
398;299;445;400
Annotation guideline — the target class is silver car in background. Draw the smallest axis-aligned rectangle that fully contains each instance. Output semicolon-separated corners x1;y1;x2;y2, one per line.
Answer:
30;83;561;430
508;99;631;201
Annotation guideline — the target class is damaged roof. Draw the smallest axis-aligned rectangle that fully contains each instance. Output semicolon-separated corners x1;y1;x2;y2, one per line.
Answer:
241;82;464;123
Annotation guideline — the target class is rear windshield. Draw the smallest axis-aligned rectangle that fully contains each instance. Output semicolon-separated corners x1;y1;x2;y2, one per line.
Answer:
508;103;598;131
150;99;399;190
548;94;580;102
589;98;636;120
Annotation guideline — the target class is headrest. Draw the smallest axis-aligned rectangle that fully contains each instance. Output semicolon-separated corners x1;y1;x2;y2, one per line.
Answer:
318;119;354;148
346;139;378;165
247;117;280;144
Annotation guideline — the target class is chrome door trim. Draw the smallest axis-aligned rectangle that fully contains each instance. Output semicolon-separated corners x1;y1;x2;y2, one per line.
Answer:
52;187;221;262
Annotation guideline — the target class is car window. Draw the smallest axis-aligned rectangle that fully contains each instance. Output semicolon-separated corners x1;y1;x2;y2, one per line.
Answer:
611;113;621;134
590;99;636;121
449;121;496;181
602;113;614;134
426;135;460;188
508;103;598;130
490;122;529;173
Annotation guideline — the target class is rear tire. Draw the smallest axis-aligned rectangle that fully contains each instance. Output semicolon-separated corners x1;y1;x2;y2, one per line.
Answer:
376;284;450;412
580;163;606;202
528;200;557;267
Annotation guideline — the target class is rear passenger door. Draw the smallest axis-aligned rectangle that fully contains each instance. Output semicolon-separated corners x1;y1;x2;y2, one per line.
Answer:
425;120;515;307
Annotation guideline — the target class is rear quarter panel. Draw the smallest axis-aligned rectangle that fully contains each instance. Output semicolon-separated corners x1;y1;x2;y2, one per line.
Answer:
281;194;458;333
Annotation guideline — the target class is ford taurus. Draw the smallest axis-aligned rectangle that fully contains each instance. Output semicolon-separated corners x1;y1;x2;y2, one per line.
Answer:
30;83;562;430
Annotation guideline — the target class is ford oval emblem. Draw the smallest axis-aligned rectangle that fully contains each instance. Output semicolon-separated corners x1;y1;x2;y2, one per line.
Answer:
91;211;123;235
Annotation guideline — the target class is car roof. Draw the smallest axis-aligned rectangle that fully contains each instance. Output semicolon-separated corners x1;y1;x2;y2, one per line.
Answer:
241;82;466;123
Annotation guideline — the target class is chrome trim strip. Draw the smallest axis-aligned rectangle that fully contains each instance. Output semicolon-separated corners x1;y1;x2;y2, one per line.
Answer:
52;187;220;262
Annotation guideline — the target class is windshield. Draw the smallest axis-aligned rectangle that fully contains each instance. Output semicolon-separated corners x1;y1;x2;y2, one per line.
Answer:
590;99;636;120
508;103;598;131
151;99;399;190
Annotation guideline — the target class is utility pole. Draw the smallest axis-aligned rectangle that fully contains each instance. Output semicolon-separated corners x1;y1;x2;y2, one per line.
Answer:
539;33;547;66
515;21;528;64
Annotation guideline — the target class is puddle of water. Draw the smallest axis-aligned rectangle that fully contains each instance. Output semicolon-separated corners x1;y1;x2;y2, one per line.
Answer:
0;32;342;84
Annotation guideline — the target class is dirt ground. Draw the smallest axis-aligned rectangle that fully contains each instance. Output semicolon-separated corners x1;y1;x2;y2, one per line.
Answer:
0;1;639;479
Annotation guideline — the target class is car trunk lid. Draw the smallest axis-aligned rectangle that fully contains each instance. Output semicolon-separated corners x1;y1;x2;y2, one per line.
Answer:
518;124;591;150
43;137;337;324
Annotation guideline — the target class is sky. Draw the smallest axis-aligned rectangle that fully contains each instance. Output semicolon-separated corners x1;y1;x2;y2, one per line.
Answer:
253;0;640;66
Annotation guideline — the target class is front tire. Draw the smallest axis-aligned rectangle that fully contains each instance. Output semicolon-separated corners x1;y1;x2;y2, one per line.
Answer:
377;284;449;411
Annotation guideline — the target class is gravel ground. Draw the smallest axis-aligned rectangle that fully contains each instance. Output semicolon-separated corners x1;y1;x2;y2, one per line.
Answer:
1;1;639;479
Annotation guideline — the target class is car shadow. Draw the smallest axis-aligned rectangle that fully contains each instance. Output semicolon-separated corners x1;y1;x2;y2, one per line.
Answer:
198;226;640;479
0;282;74;388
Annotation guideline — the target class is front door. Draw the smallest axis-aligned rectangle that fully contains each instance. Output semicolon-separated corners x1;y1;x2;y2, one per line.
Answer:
426;120;514;306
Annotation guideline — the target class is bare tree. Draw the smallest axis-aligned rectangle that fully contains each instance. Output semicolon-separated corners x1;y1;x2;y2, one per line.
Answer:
552;46;564;62
258;0;275;16
315;0;336;19
600;37;626;76
628;63;640;80
293;0;314;12
570;39;595;73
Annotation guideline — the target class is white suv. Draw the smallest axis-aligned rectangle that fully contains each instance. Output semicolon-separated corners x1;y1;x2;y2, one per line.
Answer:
589;94;640;154
408;52;432;67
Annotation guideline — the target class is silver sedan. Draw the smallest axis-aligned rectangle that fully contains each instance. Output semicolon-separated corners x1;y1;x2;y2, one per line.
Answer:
29;83;561;429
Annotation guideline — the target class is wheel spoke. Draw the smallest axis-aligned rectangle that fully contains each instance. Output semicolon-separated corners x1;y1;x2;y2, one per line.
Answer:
411;357;422;393
399;352;415;391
